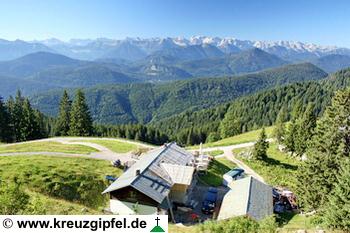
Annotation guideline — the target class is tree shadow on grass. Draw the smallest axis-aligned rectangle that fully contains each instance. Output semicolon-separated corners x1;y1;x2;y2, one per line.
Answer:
198;159;232;186
264;157;298;171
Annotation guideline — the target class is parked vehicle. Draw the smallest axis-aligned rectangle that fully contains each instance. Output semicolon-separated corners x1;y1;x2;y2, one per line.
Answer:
201;187;218;214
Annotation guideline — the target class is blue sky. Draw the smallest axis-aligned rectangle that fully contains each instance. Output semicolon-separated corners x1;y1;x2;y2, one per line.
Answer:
0;0;349;47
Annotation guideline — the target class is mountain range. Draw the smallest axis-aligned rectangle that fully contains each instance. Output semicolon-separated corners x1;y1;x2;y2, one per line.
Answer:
1;36;350;126
30;62;328;124
31;36;350;62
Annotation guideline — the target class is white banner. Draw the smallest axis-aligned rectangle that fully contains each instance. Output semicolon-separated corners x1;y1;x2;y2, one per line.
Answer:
0;215;168;233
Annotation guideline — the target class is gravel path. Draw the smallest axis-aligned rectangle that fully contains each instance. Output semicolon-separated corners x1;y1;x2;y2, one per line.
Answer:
0;136;267;183
189;140;273;183
0;137;155;162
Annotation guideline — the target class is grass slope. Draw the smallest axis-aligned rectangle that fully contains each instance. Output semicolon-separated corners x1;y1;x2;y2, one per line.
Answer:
199;158;237;186
27;191;102;214
234;142;299;190
72;139;138;153
190;126;274;149
0;155;122;209
0;141;98;154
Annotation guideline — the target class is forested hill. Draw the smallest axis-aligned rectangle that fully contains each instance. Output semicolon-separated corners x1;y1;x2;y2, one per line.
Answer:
31;62;327;124
152;68;350;145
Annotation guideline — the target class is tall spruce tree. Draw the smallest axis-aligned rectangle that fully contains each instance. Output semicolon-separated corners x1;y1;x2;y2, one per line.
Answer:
0;97;11;142
69;90;93;136
219;114;241;139
55;90;72;136
296;89;350;211
273;106;287;143
253;128;269;161
294;104;317;156
323;159;350;231
284;101;305;154
13;91;25;141
21;99;38;140
284;121;297;154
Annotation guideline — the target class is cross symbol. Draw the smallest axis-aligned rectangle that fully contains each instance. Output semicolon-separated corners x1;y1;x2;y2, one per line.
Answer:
155;217;160;226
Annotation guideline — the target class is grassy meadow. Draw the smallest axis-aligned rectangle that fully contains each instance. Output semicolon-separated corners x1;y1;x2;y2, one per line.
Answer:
0;141;98;154
189;126;274;149
72;139;138;153
0;155;123;212
198;157;237;186
234;142;299;191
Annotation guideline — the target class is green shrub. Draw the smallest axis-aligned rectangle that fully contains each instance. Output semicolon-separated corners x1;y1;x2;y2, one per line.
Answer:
0;181;29;214
0;156;122;208
197;216;276;233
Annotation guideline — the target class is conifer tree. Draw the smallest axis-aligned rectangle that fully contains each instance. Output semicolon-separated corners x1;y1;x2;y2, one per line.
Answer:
291;100;303;120
55;90;72;136
13;91;25;141
296;89;350;211
253;128;269;161
69;90;93;136
273;106;287;143
187;128;194;145
284;121;297;154
0;97;11;142
219;111;241;139
21;98;38;140
294;104;316;156
323;159;350;231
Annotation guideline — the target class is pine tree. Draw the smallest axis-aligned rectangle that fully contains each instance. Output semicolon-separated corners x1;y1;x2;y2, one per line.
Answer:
323;159;350;231
273;106;287;143
55;90;72;136
0;97;11;142
186;128;194;145
13;91;25;141
291;100;303;120
284;121;297;154
219;114;241;139
69;90;93;136
294;104;316;156
296;89;350;211
253;128;269;161
21;99;38;140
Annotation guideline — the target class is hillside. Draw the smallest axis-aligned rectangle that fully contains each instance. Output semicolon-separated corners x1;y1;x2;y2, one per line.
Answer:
311;54;350;73
0;39;53;61
27;64;138;87
0;52;140;97
31;62;328;124
152;68;350;144
179;48;288;77
0;52;85;77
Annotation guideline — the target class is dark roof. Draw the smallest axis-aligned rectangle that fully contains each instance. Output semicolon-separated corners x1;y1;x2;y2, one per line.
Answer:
102;142;194;204
224;168;245;178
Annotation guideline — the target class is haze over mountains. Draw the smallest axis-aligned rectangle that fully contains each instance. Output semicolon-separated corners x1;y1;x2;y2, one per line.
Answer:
1;36;350;125
30;62;328;124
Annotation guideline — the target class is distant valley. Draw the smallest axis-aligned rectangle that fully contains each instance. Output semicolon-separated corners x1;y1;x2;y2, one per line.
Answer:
0;36;350;126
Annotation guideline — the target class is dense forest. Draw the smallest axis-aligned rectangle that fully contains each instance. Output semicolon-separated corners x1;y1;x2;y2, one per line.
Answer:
31;62;327;124
152;68;350;145
0;91;51;142
3;68;350;147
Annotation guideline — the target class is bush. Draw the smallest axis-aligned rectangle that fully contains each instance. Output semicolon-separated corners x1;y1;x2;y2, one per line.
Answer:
197;216;276;233
0;181;29;214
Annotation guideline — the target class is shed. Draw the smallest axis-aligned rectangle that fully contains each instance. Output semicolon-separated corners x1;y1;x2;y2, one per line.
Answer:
218;176;273;221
